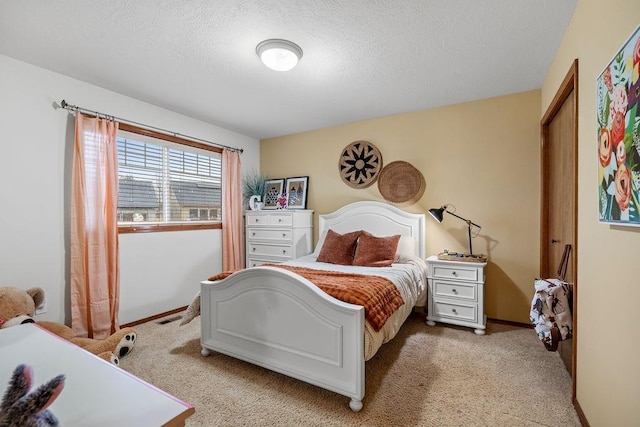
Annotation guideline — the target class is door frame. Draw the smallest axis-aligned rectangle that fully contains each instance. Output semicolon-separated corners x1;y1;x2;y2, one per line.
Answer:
540;59;578;399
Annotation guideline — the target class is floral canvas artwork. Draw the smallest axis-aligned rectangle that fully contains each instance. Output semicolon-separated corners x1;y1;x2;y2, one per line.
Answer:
597;25;640;226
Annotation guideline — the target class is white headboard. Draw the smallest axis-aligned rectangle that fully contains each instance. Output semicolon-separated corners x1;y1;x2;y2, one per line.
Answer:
318;201;425;259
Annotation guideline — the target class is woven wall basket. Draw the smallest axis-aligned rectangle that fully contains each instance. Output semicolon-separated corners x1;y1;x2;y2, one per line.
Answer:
377;161;425;203
339;140;382;189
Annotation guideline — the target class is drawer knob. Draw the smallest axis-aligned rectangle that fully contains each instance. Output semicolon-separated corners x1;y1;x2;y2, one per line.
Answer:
452;308;458;314
255;218;259;222
452;288;458;294
451;271;457;276
252;232;256;236
282;249;287;254
278;218;282;222
252;248;256;251
283;233;286;238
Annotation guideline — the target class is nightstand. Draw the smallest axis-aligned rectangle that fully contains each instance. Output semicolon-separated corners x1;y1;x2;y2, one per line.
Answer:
426;255;487;335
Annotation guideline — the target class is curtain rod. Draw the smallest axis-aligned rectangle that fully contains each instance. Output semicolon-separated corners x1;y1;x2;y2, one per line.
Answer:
59;99;243;153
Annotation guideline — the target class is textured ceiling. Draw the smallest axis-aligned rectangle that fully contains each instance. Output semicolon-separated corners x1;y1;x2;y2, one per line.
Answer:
0;1;577;139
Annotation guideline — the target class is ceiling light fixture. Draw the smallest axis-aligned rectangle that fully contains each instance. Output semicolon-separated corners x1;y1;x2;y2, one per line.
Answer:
256;39;303;72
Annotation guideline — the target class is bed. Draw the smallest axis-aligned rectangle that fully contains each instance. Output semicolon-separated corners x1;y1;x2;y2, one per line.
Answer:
199;201;427;411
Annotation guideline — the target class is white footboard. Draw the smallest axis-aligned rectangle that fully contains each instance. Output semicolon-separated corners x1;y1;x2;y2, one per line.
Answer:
200;266;365;411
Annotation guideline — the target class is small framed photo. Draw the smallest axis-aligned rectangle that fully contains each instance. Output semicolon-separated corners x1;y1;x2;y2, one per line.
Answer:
262;178;285;209
285;176;309;209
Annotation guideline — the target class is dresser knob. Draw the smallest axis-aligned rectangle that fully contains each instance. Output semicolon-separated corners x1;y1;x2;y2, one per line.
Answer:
283;233;286;238
282;249;287;254
278;218;282;222
252;232;256;237
255;218;259;222
451;271;457;276
252;248;256;251
452;289;458;294
452;308;458;314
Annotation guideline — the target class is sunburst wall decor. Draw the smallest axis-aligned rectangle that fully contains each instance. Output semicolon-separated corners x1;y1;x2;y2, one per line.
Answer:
339;140;382;189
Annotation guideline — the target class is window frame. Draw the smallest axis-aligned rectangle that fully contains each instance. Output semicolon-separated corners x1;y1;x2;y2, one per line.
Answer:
117;123;222;234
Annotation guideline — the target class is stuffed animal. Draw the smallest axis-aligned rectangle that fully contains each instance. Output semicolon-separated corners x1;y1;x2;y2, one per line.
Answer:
0;364;65;427
0;287;136;365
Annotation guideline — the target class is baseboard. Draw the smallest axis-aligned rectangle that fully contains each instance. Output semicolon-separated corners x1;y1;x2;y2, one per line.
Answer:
121;306;188;328
487;317;534;329
573;397;589;427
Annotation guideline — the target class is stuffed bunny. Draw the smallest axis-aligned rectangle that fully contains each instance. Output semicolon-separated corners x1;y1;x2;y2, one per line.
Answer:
0;364;65;427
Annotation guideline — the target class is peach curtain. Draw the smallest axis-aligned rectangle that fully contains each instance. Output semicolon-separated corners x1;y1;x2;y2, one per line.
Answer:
70;113;120;339
222;149;244;270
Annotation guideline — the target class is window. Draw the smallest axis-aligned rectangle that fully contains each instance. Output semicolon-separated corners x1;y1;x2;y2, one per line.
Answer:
116;124;222;233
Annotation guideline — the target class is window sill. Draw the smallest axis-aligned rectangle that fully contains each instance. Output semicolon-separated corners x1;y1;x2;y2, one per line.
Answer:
118;222;222;234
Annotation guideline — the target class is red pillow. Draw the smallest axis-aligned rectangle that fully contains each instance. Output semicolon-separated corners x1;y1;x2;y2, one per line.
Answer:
317;229;361;265
353;231;401;267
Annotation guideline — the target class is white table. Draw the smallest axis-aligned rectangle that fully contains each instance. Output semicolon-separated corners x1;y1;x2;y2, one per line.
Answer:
0;323;194;426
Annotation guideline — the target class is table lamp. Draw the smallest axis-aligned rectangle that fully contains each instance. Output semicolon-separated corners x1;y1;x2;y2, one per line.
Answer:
428;205;481;256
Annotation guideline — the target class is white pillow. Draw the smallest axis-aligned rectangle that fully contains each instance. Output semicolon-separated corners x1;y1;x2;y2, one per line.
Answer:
394;235;416;263
312;229;329;257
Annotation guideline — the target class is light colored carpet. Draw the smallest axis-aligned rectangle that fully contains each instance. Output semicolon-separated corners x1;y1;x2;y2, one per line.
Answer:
119;313;581;426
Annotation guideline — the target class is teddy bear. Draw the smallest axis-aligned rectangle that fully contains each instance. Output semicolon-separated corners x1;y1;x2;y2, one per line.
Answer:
0;286;137;366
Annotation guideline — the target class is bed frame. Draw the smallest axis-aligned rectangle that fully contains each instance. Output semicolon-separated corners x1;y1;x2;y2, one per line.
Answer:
200;201;425;411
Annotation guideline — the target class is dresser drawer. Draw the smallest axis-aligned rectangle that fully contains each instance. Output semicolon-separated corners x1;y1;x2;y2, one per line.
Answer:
247;258;274;268
246;213;293;227
247;228;292;242
432;300;477;323
268;214;293;226
432;279;476;301
247;243;292;259
431;264;478;281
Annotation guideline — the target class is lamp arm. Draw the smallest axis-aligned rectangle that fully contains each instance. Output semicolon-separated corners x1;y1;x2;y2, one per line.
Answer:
444;210;481;229
445;210;477;256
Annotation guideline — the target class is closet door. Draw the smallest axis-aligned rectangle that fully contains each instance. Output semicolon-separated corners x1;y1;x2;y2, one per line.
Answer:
541;60;578;385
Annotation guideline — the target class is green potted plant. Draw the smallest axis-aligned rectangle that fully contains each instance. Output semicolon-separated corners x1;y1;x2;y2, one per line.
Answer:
242;171;268;210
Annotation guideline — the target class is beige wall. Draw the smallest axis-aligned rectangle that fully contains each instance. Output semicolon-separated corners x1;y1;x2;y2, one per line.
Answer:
262;90;541;324
542;0;640;425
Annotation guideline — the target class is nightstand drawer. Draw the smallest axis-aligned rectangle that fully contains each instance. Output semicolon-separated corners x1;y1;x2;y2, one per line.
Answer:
247;243;292;259
432;280;476;300
247;228;292;242
432;300;477;322
432;265;478;281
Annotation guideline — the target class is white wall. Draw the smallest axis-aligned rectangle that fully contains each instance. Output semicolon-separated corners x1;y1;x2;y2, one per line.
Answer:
0;54;259;325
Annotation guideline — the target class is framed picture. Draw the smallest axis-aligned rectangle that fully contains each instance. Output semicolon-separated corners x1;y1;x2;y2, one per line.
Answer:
285;176;309;209
596;24;640;226
262;178;284;210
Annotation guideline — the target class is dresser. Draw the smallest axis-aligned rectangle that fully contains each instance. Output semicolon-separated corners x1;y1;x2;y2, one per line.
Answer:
426;255;487;335
245;210;313;267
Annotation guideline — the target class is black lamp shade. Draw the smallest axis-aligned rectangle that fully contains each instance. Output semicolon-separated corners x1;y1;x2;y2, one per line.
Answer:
428;206;445;223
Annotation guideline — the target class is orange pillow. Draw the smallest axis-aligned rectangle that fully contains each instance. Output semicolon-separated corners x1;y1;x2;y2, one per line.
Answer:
317;229;361;265
353;231;401;267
